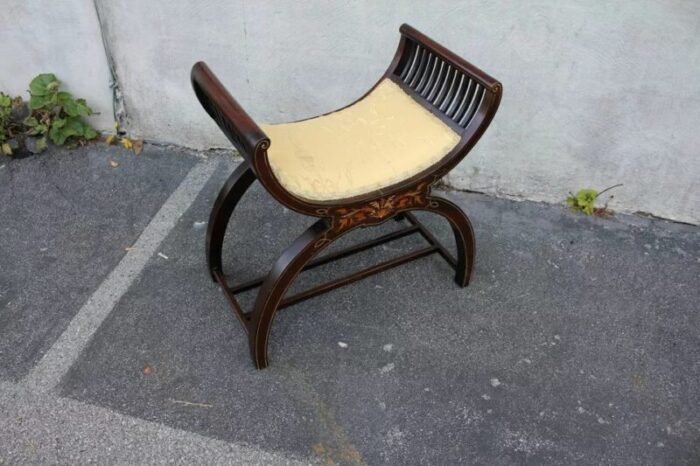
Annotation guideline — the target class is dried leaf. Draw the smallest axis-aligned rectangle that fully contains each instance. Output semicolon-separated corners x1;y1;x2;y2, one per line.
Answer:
109;160;119;168
143;365;154;375
121;137;133;150
593;207;615;218
36;137;48;151
1;143;12;155
132;138;143;155
105;134;116;145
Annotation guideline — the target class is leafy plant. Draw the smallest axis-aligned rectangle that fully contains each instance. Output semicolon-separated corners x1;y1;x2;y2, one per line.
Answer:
566;188;598;215
0;92;25;155
567;184;622;217
24;73;98;150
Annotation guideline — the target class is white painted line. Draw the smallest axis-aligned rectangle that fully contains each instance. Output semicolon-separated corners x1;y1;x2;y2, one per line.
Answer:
0;382;309;465
23;162;217;393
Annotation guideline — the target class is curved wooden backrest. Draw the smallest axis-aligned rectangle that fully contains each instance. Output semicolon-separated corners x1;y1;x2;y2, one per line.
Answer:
389;24;502;136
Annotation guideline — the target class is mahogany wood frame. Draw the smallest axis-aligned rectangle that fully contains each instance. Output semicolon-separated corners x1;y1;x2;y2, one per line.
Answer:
192;24;502;368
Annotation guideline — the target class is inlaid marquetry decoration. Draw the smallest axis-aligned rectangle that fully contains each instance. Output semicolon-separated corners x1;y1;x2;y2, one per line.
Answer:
335;182;430;229
312;182;431;248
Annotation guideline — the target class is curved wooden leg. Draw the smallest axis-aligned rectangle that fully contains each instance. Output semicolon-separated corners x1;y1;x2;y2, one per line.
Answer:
206;162;256;280
247;219;335;369
425;196;476;287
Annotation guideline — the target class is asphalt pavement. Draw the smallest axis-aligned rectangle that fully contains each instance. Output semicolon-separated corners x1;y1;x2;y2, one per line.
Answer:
0;144;698;465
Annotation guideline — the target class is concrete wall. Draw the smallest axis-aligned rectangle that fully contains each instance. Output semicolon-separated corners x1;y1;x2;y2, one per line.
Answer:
0;1;114;130
2;1;699;224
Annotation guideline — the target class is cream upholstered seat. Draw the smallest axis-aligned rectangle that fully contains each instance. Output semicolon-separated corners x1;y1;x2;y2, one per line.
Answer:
261;79;461;202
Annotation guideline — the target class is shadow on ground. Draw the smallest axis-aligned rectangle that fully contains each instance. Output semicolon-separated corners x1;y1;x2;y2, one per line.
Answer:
55;159;700;465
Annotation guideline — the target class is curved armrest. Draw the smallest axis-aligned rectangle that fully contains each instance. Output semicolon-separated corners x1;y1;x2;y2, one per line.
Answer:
191;62;269;163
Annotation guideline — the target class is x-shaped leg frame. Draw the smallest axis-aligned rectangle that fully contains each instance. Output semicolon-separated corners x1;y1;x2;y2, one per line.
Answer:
207;163;475;368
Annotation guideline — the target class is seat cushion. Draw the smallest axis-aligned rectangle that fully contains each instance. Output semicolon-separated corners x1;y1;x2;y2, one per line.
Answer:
261;79;461;202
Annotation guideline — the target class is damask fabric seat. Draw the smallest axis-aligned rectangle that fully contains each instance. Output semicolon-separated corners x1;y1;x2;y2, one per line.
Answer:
261;79;461;201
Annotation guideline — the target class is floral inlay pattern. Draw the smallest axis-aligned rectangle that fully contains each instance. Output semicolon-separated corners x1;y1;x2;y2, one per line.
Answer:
314;182;431;248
